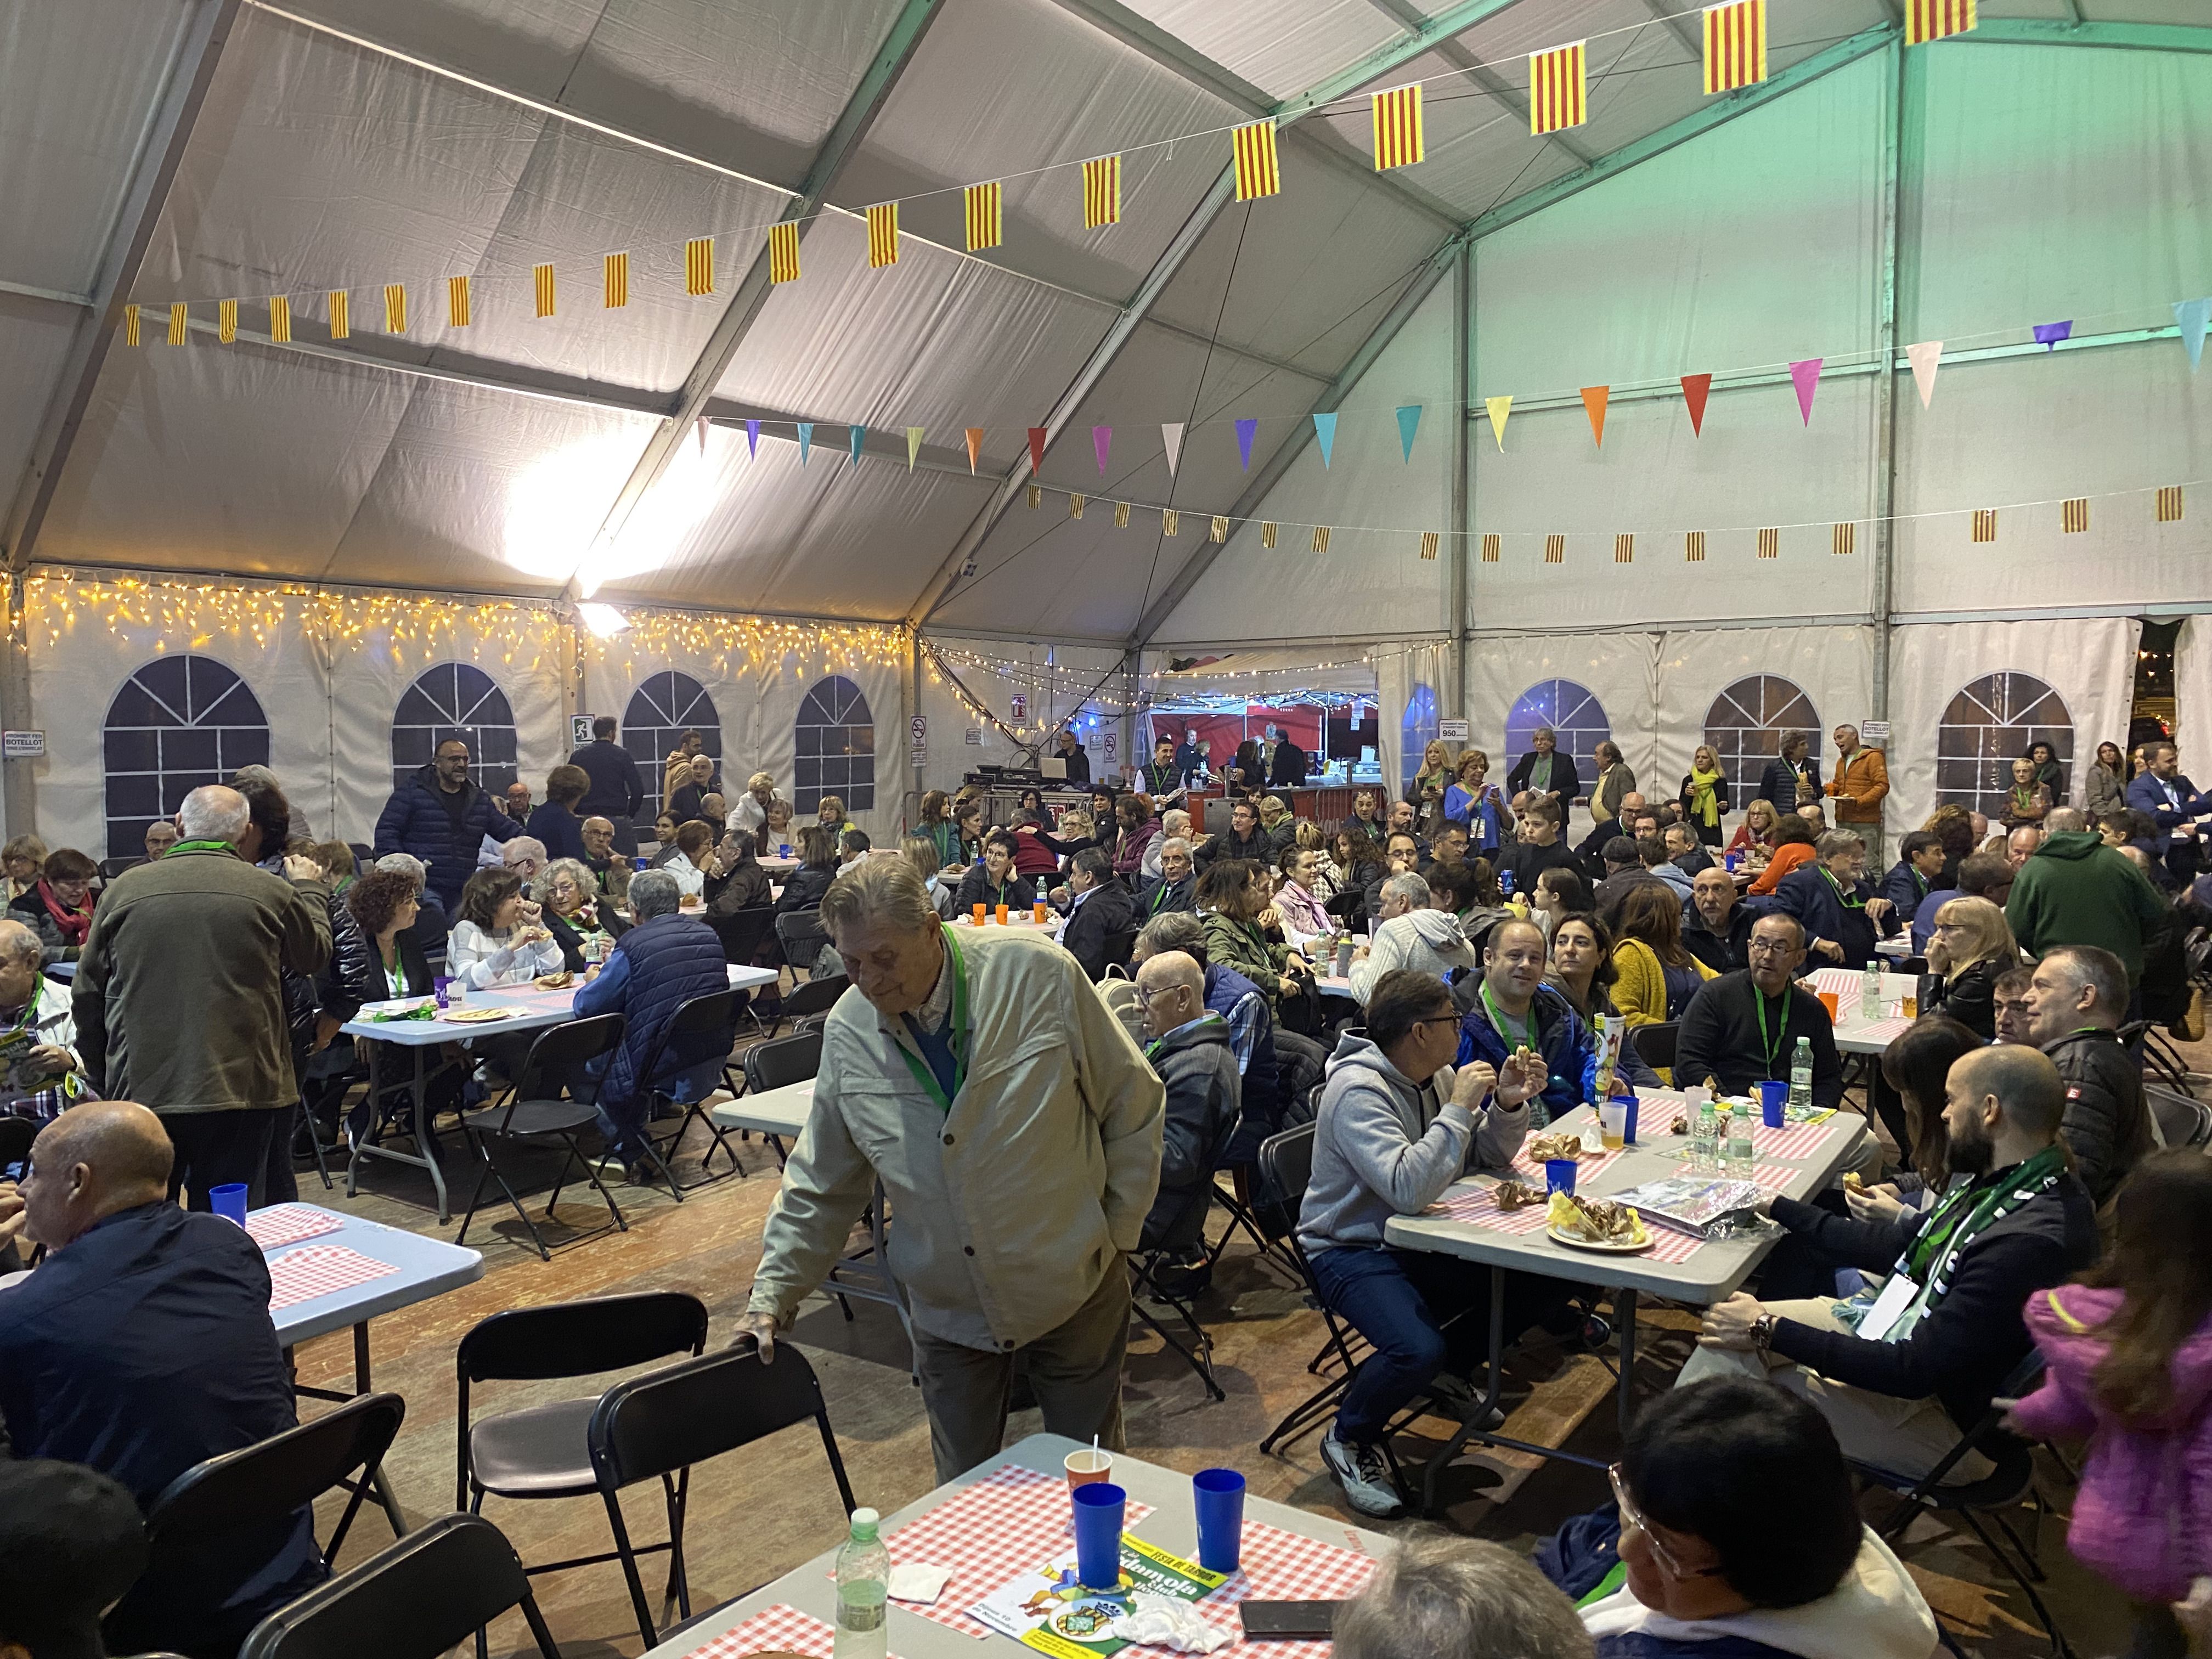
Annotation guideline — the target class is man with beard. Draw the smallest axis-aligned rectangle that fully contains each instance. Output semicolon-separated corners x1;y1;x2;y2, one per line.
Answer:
1683;1043;2096;1479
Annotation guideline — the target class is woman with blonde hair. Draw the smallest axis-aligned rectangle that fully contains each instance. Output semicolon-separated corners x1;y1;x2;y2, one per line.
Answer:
1924;894;2019;1038
1609;882;1717;1035
1411;738;1454;834
1678;743;1730;847
2;834;47;901
1725;796;1776;859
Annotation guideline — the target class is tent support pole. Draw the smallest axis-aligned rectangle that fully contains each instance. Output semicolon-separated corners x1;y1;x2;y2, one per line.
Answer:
2;574;31;838
1448;241;1471;724
1871;38;1915;744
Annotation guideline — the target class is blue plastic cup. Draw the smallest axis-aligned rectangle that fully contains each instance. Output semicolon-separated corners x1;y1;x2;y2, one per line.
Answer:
1193;1468;1245;1573
210;1183;250;1226
1617;1093;1640;1145
1757;1079;1788;1128
1725;851;1740;872
1071;1481;1126;1590
432;974;454;1009
1544;1158;1578;1196
634;855;651;872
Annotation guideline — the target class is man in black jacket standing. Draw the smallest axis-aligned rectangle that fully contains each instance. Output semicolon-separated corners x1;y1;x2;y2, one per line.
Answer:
568;714;646;857
1052;727;1092;788
1265;724;1309;788
1685;1042;2096;1479
2023;943;2150;1207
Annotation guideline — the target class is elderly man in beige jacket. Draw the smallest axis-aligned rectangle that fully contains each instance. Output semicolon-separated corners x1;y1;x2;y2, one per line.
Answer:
739;856;1165;1481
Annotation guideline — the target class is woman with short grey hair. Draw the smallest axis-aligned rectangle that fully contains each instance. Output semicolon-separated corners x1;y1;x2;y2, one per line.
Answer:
1335;1530;1593;1659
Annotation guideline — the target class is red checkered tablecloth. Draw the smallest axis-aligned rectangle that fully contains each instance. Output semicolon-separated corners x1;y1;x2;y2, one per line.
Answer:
1509;1144;1627;1183
880;1462;1154;1638
674;1601;911;1659
1805;968;1859;997
1844;1015;1914;1046
244;1204;345;1251
1193;1520;1378;1656
266;1245;400;1312
1427;1186;1553;1234
1750;1119;1840;1160
1642;1228;1704;1265
1673;1161;1800;1193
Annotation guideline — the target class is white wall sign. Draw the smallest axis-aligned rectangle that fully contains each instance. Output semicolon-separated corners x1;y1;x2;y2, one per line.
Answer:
1859;719;1892;748
1010;693;1026;720
910;715;927;747
1437;719;1470;742
1103;732;1116;761
2;731;45;759
910;747;927;770
964;727;983;746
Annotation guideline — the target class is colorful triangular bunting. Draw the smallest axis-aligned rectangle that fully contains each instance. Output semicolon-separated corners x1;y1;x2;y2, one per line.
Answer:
745;419;759;458
848;425;866;467
964;428;984;474
1312;411;1338;467
1906;340;1943;407
1394;404;1421;462
1580;386;1609;448
1161;422;1185;477
906;427;924;470
1680;374;1712;437
1092;425;1111;474
1484;396;1512;452
2175;299;2210;373
796;422;813;466
1235;418;1257;471
1789;358;1822;425
2033;320;2072;351
1027;427;1047;476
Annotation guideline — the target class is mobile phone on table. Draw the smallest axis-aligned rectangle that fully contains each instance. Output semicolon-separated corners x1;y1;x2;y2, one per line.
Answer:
1238;1600;1340;1639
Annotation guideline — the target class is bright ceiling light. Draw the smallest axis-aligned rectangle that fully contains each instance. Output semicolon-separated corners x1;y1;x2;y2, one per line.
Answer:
577;602;631;639
574;430;725;598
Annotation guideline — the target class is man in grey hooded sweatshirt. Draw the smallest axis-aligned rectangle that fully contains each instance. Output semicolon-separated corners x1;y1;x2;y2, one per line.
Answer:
1299;969;1543;1517
1347;872;1477;1003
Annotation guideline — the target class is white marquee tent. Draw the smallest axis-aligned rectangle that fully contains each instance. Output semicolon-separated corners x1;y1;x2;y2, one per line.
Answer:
1;0;2206;858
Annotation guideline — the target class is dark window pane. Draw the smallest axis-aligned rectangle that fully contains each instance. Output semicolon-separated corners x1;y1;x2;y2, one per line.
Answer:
107;776;161;817
105;729;159;771
105;682;178;729
160;729;219;771
794;758;821;790
221;729;270;769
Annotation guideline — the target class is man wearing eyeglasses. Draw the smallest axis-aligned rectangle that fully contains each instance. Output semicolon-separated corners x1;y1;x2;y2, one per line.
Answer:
1131;951;1238;1294
1673;913;1844;1110
1767;830;1896;967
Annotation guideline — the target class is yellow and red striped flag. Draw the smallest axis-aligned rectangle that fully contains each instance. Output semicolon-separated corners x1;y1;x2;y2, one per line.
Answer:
1082;155;1120;228
383;283;406;334
866;202;899;269
1232;119;1280;201
2158;487;2185;524
1481;533;1500;563
603;252;629;308
1972;510;1997;543
1162;509;1180;539
1372;84;1424;171
1684;531;1706;562
268;295;290;343
964;182;1002;251
533;263;555;318
1703;0;1767;93
1757;527;1780;558
123;303;140;346
1832;522;1855;556
1905;0;1974;45
1544;534;1566;564
685;237;715;295
2062;498;2089;534
1261;522;1278;549
1419;531;1440;561
1310;525;1331;554
768;223;800;285
1615;533;1634;565
218;298;237;343
447;275;471;328
1114;500;1131;528
167;301;186;345
1211;516;1230;544
1530;42;1586;135
328;290;349;340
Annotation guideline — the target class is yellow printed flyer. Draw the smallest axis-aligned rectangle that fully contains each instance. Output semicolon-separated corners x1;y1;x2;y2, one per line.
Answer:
970;1534;1228;1656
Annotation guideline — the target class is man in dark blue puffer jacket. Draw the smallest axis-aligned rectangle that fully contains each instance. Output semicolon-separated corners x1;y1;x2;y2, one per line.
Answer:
373;738;519;913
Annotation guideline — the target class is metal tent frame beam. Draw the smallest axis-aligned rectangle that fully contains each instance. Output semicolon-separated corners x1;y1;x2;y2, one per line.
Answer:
2;0;243;573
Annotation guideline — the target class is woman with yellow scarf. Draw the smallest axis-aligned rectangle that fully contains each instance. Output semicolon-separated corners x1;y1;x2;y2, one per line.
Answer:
1678;744;1730;847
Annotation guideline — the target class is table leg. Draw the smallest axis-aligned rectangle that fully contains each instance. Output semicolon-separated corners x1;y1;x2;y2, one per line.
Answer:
345;1040;451;1223
349;1323;409;1538
345;1039;374;1198
413;1048;449;1223
1615;1289;1640;1438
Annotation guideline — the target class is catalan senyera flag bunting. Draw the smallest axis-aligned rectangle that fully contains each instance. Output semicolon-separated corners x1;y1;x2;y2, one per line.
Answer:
447;275;471;328
217;298;236;344
1232;119;1280;200
1702;0;1767;94
268;295;290;344
603;252;629;308
167;302;186;346
866;202;899;269
383;283;405;334
533;263;555;318
328;290;349;340
1905;0;1975;45
1372;84;1424;171
1082;156;1120;228
1530;42;1587;136
685;238;715;295
964;182;1002;252
768;223;800;285
122;304;139;346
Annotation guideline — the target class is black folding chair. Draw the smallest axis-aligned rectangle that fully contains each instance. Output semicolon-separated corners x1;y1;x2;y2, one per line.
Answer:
588;1339;859;1645
2147;1081;2212;1150
737;1030;823;1169
1324;889;1365;931
768;972;848;1039
0;1113;35;1173
455;1013;628;1261
710;907;779;1038
146;1392;407;1576
1128;1107;1243;1404
633;987;744;1193
1855;1352;2074;1658
774;910;832;980
236;1513;559;1659
1630;1020;1678;1074
1254;1124;1372;1455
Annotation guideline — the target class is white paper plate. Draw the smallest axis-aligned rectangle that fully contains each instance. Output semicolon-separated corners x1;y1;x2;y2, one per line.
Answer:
1545;1223;1654;1254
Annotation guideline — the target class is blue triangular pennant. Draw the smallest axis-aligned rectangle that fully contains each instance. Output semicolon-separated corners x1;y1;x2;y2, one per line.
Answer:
848;425;866;467
1312;411;1338;467
2176;298;2211;373
1394;404;1422;462
796;422;813;465
1235;417;1257;471
744;419;760;458
2033;319;2073;351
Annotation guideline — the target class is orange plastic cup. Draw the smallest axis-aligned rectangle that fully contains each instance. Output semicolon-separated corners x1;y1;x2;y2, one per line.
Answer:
996;904;1011;926
1816;989;1840;1020
972;904;986;925
1034;901;1048;924
1065;1447;1114;1489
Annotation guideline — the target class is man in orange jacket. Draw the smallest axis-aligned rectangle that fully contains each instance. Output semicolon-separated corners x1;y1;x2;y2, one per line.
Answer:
1827;724;1890;861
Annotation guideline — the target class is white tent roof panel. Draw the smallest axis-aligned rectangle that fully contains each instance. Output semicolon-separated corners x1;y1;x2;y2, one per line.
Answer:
1116;0;1404;102
0;295;83;496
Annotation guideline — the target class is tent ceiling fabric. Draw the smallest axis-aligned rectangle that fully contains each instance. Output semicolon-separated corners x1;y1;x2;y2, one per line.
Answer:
0;0;2199;630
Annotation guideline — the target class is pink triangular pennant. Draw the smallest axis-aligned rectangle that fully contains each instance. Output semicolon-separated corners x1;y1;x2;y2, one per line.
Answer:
1680;374;1712;437
1091;425;1111;474
1905;340;1943;408
1790;358;1822;425
1160;422;1185;477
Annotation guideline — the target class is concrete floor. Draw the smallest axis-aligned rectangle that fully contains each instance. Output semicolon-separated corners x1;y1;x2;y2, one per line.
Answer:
294;1070;2132;1658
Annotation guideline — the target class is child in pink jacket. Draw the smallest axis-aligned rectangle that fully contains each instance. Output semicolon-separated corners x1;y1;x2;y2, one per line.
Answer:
2011;1149;2212;1659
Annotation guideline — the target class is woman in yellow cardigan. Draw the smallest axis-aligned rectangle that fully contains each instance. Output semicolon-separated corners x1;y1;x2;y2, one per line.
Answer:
1609;883;1717;1065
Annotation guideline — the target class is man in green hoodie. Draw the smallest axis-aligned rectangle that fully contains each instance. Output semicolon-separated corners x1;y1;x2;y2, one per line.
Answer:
2004;807;2168;990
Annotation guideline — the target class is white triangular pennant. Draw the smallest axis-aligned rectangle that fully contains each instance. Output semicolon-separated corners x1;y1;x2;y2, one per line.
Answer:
1160;422;1185;478
1906;340;1943;408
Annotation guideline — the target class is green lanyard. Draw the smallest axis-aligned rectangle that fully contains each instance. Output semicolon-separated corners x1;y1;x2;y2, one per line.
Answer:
1480;981;1534;1053
1149;879;1178;915
1752;984;1792;1074
1819;865;1866;910
1901;1143;2068;1286
895;929;970;1114
170;839;236;856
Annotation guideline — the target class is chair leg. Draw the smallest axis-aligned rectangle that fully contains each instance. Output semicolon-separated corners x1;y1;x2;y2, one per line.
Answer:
568;1132;630;1235
1959;1508;2076;1658
476;1135;552;1262
1128;1282;1224;1403
663;1468;692;1620
454;1132;494;1250
601;1488;661;1649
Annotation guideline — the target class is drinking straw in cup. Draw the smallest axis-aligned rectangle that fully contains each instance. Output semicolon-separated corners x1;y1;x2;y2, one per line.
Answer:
1192;1469;1246;1573
1064;1446;1113;1489
1757;1079;1788;1128
1070;1483;1126;1590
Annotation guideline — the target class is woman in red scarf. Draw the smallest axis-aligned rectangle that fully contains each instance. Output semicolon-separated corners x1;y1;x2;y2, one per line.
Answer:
9;848;97;958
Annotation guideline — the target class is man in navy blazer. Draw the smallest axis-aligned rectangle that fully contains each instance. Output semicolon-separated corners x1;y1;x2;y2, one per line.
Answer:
2125;740;2211;883
0;1101;324;1656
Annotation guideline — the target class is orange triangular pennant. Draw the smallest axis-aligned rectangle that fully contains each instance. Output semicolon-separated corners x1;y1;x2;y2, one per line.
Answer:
964;428;983;474
1581;385;1610;448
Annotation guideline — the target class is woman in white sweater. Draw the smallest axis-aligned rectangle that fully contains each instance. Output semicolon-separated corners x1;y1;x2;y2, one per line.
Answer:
446;867;563;989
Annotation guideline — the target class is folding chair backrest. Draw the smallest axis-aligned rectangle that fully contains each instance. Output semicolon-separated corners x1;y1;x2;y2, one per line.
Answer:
637;988;740;1096
509;1013;627;1103
147;1393;404;1567
712;906;777;966
781;974;849;1022
1323;890;1364;927
1100;929;1138;979
775;910;831;969
589;1341;856;1517
1254;1121;1317;1246
237;1513;556;1659
2146;1084;2212;1150
0;1114;35;1175
744;1029;823;1093
458;1291;709;1386
1630;1021;1678;1073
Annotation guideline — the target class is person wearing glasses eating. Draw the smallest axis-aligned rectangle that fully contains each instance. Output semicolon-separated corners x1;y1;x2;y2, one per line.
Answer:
1534;1376;1940;1658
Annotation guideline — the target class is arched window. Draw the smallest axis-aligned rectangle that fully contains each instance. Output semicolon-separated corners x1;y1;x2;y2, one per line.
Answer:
1938;672;2073;817
101;654;270;861
1505;679;1611;801
623;672;720;822
1400;684;1438;795
391;663;517;794
794;675;874;814
1702;675;1822;800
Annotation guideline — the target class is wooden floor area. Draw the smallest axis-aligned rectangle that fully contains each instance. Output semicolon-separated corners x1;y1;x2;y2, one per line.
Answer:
298;1086;2131;1658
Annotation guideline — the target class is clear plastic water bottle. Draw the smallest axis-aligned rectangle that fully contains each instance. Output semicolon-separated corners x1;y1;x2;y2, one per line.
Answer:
1861;961;1883;1019
1724;1103;1755;1178
833;1508;891;1659
1691;1097;1720;1173
1788;1036;1814;1117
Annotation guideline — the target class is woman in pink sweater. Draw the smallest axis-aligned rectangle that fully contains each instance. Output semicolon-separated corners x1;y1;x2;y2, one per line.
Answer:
2010;1150;2212;1659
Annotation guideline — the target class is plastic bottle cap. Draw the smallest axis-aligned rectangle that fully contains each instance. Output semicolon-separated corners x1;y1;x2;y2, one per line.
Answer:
850;1508;880;1541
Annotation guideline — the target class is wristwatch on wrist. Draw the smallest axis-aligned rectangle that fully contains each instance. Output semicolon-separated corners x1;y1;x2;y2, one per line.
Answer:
1751;1312;1778;1352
